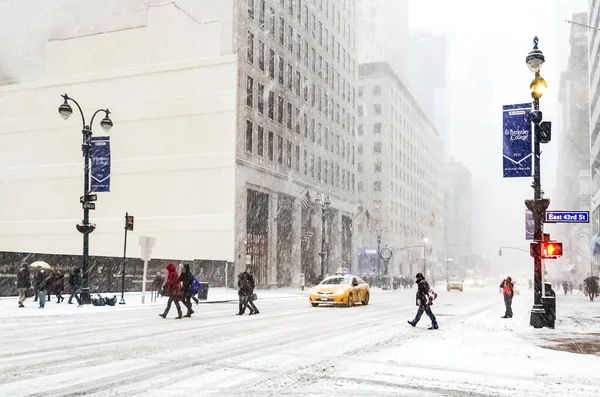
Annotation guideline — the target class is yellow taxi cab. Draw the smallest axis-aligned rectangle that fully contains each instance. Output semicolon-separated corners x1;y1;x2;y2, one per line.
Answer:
309;274;370;307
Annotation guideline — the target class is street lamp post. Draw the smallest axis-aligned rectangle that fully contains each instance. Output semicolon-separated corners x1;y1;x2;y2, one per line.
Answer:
58;94;113;305
525;37;551;328
375;224;383;280
316;194;331;280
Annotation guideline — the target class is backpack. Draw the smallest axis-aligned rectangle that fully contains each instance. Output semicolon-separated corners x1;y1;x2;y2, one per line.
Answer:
428;290;438;306
190;276;200;293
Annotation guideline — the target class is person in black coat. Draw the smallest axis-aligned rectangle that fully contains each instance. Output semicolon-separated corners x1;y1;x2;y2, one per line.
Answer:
178;264;195;318
68;268;82;305
16;262;31;308
33;270;43;302
52;271;65;303
237;268;259;315
408;273;438;330
37;270;53;309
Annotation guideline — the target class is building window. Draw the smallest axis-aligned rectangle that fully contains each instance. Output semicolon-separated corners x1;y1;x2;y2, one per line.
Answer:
358;87;363;97
311;47;316;72
374;84;382;96
309;153;315;178
324;61;329;83
303;149;308;175
248;0;255;19
287;63;293;89
324;160;328;182
258;41;265;70
303;77;309;102
279;17;285;45
277;135;283;165
303;113;308;137
303;41;309;67
374;181;382;191
296;34;301;59
373;104;382;115
295;71;301;96
295;145;300;171
373;142;382;153
245;120;253;153
317;156;322;181
374;122;382;133
358;124;363;135
269;49;275;78
258;0;265;28
246;76;254;108
277;95;284;124
357;162;363;172
286;140;292;168
257;83;264;114
268;91;275;119
358;181;363;192
289;0;294;16
278;55;284;85
288;25;294;53
310;82;316;107
324;94;328;116
269;7;276;37
257;126;264;157
295;107;300;134
317;122;322;145
335;165;339;188
310;118;315;142
358;104;363;117
374;161;382;172
318;55;323;78
286;102;293;129
247;32;254;64
357;143;363;154
268;131;274;161
324;128;329;148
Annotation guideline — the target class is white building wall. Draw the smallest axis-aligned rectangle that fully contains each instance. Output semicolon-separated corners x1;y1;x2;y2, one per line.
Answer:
0;4;238;261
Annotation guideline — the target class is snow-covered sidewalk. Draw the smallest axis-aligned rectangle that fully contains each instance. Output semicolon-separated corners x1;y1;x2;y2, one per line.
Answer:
316;292;600;396
0;287;307;318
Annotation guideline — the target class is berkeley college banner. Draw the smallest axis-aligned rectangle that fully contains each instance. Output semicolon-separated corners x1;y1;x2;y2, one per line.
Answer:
90;136;111;193
503;103;532;178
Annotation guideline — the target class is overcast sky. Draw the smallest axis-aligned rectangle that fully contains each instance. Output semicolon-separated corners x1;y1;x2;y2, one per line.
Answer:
409;0;588;272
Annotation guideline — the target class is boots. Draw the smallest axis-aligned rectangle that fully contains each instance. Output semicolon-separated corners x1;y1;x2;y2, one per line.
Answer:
184;309;194;318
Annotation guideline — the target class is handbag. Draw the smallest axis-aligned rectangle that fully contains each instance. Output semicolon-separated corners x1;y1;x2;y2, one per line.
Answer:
251;293;258;301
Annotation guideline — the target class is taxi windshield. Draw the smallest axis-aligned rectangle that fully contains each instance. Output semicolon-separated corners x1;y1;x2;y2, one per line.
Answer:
321;277;351;285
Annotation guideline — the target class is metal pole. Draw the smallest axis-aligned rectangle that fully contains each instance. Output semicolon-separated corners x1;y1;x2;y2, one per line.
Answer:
377;234;381;280
320;207;326;280
530;95;546;328
80;126;92;305
141;259;148;304
120;213;128;305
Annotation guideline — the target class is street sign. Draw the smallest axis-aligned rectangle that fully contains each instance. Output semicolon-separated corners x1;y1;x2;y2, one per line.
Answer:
545;211;589;223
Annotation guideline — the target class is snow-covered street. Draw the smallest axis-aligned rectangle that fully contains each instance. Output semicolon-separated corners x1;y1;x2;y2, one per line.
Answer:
1;287;599;396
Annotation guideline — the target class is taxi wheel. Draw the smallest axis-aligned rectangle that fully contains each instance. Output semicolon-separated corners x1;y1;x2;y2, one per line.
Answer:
347;294;354;307
362;292;370;305
311;302;319;307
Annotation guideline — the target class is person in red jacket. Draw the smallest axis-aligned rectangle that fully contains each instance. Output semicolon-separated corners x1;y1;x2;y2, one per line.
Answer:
159;264;182;319
500;276;514;318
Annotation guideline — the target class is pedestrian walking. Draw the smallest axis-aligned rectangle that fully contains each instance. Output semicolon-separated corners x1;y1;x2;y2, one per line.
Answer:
152;272;164;300
408;273;438;330
68;268;82;305
16;262;31;308
37;270;53;309
33;269;43;302
159;263;183;319
500;276;514;318
237;267;259;315
179;264;195;318
52;271;65;303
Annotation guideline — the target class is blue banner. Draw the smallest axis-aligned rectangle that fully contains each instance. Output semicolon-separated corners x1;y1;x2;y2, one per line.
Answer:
90;136;111;193
526;210;534;240
503;103;532;177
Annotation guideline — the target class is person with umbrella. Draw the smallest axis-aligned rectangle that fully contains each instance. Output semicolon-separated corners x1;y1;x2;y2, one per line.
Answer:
16;262;31;308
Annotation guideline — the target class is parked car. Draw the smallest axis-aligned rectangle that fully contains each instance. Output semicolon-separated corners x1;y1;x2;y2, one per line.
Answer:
309;275;370;307
447;277;464;292
472;276;485;288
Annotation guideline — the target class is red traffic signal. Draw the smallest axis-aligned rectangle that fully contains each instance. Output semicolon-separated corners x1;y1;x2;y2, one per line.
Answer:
125;215;134;231
541;241;562;259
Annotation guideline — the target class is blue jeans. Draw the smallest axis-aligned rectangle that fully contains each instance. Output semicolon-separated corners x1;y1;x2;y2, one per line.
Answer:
413;305;437;327
38;290;47;308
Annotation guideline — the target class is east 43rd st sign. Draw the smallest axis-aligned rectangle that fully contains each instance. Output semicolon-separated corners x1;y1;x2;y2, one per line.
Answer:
545;211;589;223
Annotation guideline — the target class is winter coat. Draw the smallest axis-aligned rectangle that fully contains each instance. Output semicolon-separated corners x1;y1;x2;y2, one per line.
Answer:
179;267;194;298
238;272;253;297
415;275;431;307
52;274;65;294
38;273;53;291
33;271;43;289
16;266;31;289
69;271;82;290
164;264;181;298
500;279;514;297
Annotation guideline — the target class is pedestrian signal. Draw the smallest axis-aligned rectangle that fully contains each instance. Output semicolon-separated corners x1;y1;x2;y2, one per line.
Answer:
541;241;562;259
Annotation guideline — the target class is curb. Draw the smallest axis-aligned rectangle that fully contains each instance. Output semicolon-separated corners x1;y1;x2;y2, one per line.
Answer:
196;294;306;304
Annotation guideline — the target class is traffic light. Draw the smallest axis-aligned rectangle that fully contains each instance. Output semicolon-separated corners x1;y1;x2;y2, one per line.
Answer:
125;214;134;231
541;241;562;259
539;121;551;143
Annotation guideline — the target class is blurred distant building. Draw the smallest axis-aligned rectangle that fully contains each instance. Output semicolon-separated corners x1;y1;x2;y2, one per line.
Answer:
408;31;448;139
356;0;409;82
443;158;472;272
356;61;444;278
589;5;600;275
558;12;591;276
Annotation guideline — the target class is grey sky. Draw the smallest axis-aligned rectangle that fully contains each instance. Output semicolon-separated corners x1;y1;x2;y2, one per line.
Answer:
410;0;587;271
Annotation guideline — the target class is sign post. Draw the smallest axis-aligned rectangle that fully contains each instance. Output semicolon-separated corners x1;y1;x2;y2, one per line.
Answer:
120;213;134;304
503;103;533;178
139;236;156;304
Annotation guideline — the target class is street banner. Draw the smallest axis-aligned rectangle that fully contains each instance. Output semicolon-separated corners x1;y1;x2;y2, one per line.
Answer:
525;210;534;240
503;103;532;177
90;136;111;192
